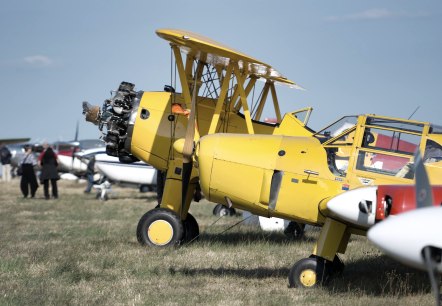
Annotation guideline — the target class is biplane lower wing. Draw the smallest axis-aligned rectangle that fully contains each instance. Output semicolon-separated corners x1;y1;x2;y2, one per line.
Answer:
0;138;31;146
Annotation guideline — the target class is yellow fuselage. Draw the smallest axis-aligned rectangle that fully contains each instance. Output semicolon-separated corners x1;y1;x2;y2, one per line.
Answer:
127;91;442;227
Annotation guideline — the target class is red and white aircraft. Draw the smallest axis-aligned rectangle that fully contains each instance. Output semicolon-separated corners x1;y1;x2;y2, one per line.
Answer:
326;151;441;305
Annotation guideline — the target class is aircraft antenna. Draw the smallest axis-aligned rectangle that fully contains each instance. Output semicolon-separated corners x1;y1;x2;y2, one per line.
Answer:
407;106;420;120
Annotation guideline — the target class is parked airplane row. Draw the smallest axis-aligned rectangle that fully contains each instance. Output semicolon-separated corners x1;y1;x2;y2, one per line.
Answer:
1;137;158;200
81;28;442;297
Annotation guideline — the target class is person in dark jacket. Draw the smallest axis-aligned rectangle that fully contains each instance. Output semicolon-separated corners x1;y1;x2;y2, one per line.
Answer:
1;144;12;182
39;146;59;199
20;145;39;198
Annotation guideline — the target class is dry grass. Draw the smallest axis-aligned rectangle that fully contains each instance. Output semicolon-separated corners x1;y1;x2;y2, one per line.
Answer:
0;179;435;305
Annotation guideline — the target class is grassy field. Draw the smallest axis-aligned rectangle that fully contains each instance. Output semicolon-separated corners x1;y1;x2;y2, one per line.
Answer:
0;179;435;305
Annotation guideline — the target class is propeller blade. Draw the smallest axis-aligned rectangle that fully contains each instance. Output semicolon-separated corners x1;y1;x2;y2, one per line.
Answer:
74;120;79;142
181;162;193;211
181;75;198;215
414;150;433;208
71;146;76;171
70;121;80;172
182;85;197;163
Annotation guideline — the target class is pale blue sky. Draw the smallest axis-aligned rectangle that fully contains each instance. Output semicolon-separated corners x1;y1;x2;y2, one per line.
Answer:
1;1;441;143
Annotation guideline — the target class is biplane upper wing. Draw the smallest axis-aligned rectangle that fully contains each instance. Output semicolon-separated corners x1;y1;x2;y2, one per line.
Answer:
156;28;303;90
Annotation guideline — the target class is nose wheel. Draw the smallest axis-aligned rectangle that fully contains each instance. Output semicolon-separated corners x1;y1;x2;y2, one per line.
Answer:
288;255;344;288
289;257;327;288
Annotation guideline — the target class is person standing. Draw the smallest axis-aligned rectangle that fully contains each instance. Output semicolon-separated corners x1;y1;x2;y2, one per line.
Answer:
84;156;96;193
1;144;12;182
39;146;59;199
20;145;39;198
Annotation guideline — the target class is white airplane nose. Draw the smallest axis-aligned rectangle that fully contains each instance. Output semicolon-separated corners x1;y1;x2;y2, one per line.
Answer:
327;186;377;229
368;207;442;273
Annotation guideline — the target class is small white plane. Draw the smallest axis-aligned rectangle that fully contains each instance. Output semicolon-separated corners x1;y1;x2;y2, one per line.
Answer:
76;149;157;200
319;150;442;304
368;206;442;271
56;139;106;174
367;152;442;306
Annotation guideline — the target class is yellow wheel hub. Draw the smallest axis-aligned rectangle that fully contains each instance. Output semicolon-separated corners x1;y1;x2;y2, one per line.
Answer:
147;220;174;246
299;269;316;287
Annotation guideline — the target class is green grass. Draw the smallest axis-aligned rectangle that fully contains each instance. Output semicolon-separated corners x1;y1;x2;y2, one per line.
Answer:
0;180;435;305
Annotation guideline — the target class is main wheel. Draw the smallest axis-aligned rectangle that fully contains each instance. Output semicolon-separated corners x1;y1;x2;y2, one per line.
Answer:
139;185;151;193
136;208;184;247
182;213;199;244
96;192;108;201
288;256;330;288
283;221;305;239
212;204;236;217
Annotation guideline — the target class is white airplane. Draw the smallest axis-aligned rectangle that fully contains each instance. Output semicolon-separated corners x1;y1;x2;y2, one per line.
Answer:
84;152;157;201
326;150;442;305
56;139;106;174
367;151;442;306
368;206;442;271
369;206;442;306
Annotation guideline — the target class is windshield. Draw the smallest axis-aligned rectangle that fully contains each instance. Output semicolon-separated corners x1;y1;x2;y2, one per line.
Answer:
314;116;358;138
430;124;442;134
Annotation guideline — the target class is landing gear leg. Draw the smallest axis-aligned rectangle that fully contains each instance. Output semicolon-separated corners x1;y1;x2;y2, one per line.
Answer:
136;160;200;247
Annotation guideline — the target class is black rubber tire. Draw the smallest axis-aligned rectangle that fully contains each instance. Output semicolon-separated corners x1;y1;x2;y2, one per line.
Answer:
182;213;199;244
288;256;329;288
284;221;305;239
139;185;150;193
212;204;222;216
136;208;184;247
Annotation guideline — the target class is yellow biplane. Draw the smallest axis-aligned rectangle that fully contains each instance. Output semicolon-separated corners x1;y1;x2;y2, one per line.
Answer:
83;29;442;288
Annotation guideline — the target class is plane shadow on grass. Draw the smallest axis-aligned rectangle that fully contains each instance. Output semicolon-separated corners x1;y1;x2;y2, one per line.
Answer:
327;255;431;296
87;194;159;202
168;266;291;279
169;252;431;296
196;231;316;246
